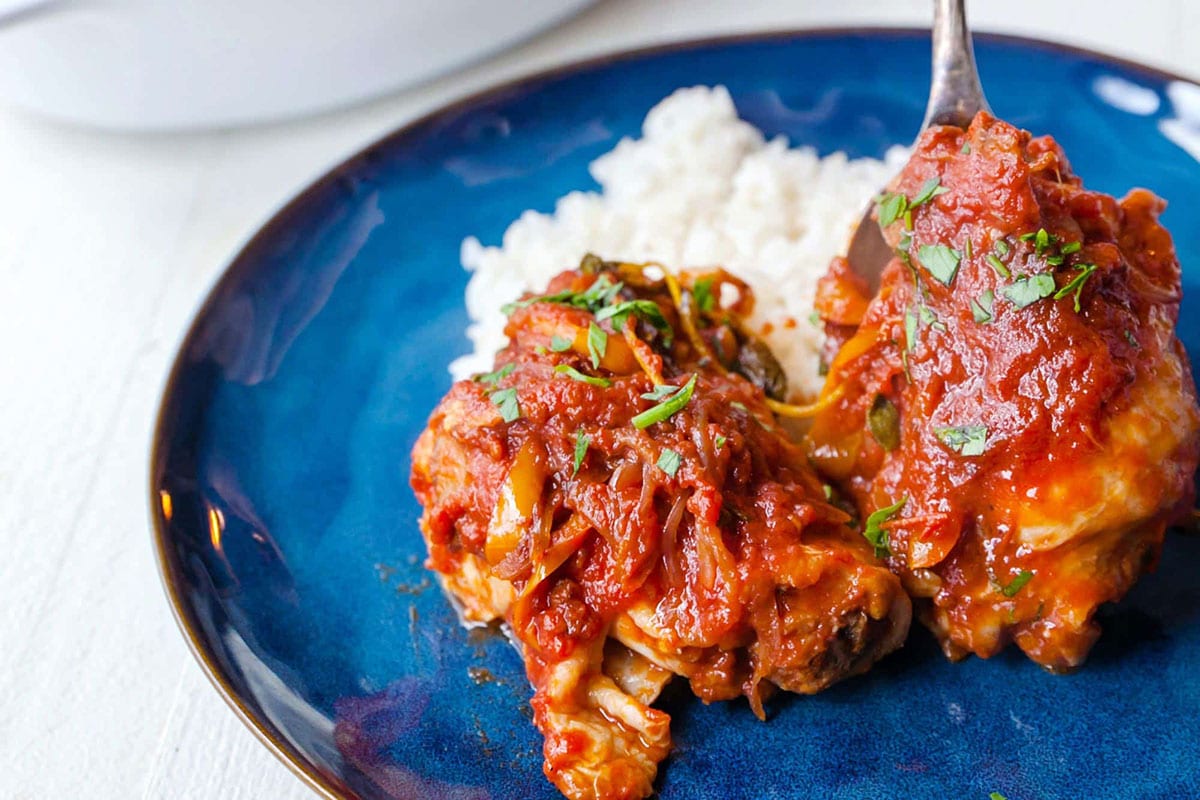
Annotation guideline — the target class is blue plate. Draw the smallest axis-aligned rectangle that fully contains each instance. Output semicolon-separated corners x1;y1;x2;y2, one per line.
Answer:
151;30;1200;800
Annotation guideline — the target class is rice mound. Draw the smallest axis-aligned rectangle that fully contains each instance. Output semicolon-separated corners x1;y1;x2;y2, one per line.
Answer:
453;85;905;399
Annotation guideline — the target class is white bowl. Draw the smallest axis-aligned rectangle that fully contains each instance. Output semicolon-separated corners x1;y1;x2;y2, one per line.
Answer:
0;0;594;130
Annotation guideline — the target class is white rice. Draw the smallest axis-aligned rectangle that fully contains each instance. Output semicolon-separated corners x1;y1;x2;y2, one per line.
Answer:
452;85;906;400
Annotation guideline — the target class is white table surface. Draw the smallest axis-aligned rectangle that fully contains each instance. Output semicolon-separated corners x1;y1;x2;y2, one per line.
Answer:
1;1;1194;797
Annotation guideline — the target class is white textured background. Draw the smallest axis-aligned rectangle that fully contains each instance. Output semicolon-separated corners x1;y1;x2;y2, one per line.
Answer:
0;1;1194;797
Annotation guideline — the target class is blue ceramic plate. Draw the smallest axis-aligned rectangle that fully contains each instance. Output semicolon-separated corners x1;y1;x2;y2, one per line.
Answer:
152;30;1200;800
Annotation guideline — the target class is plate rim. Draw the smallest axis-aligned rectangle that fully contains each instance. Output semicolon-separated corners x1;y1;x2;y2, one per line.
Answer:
148;26;1200;800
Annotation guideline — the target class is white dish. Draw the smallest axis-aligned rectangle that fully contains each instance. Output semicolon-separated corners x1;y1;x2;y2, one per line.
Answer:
0;0;593;130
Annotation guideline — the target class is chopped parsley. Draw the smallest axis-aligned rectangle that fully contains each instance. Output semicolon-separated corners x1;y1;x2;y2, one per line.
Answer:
572;430;590;476
693;278;716;313
986;253;1011;279
989;794;1008;800
475;363;515;385
999;570;1033;598
587;322;607;369
490;387;521;422
714;434;727;450
961;141;972;154
632;374;698;429
911;177;950;208
1017;229;1080;267
934;424;988;456
549;335;573;353
501;274;622;315
971;289;995;324
1020;227;1057;256
863;497;906;559
641;384;678;401
1001;273;1056;308
554;364;612;388
729;400;748;412
1124;329;1140;349
1052;263;1098;312
920;306;947;332
657;448;682;477
918;244;961;285
876;179;949;230
808;309;821;327
877;191;908;229
822;484;834;500
993;239;1010;258
867;394;901;451
905;308;919;352
595;299;671;339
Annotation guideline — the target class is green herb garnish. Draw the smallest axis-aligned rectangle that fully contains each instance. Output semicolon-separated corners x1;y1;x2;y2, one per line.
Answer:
905;308;919;352
993;239;1010;257
989;794;1008;800
587;322;607;369
1020;227;1059;257
714;434;727;450
641;384;678;401
911;177;950;208
572;430;589;476
868;394;901;451
632;374;698;430
1001;273;1056;308
657;448;682;477
877;192;908;229
918;244;961;285
934;424;988;456
1052;263;1097;312
595;299;671;339
693;278;716;313
961;142;972;154
863;497;906;558
475;363;515;385
549;335;573;353
920;306;947;332
490;388;521;422
1124;329;1140;349
1060;241;1082;255
554;364;612;388
501;274;622;315
986;254;1011;279
971;289;995;324
999;570;1033;598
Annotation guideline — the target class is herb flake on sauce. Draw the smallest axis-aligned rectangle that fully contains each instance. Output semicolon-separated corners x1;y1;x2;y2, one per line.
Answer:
863;496;906;559
934;424;988;456
918;244;962;285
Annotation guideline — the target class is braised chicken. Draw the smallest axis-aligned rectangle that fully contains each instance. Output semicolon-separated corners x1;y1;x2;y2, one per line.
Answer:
411;258;910;800
809;112;1200;670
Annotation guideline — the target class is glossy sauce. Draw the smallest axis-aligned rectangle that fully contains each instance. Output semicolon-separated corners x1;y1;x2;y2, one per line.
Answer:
811;113;1200;669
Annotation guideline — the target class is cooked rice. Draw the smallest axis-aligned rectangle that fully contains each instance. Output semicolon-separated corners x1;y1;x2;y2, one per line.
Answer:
453;85;905;399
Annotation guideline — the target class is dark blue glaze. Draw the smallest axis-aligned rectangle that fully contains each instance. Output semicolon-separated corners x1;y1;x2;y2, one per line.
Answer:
152;31;1200;800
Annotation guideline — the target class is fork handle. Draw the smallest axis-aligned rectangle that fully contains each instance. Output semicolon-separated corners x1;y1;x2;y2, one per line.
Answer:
922;0;991;129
